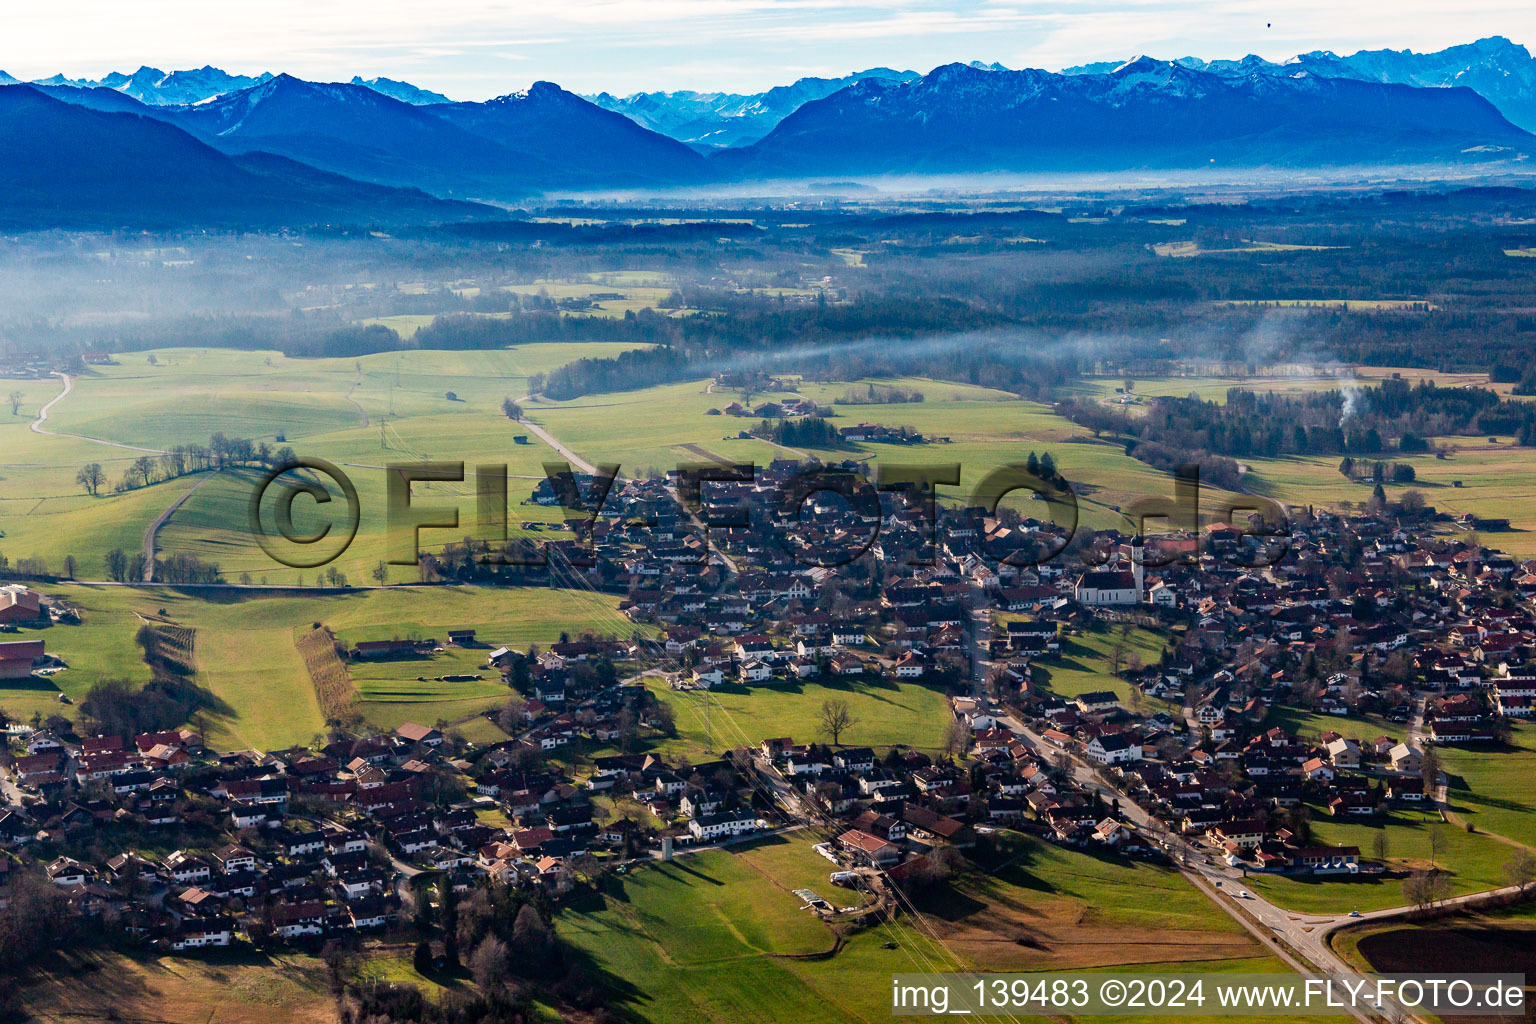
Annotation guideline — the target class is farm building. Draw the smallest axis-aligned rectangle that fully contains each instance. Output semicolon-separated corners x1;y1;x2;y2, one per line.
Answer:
0;639;45;680
0;586;44;625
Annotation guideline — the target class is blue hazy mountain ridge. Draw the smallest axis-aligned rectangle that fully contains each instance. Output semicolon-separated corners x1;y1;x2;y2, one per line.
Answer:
39;74;710;196
349;76;451;105
0;84;496;228
428;81;712;185
1065;36;1536;132
587;67;922;148
8;48;1536;224
18;65;448;107
28;64;273;105
164;75;563;194
711;59;1536;177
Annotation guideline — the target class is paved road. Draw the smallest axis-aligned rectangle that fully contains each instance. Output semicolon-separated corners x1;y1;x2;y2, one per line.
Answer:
995;712;1385;1021
0;767;30;808
141;471;221;582
999;701;1536;1020
516;399;740;576
31;372;166;453
29;372;71;435
514;409;598;476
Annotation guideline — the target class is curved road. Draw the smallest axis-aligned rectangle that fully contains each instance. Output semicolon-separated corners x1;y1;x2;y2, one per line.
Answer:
29;371;209;582
31;372;167;453
29;372;71;434
997;710;1397;1024
141;471;221;582
515;397;740;575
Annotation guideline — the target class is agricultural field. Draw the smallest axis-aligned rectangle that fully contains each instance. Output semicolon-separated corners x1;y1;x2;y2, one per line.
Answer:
1439;722;1536;849
1241;436;1536;554
346;648;508;733
951;831;1267;970
368;282;684;332
521;378;792;478
0;583;634;749
0;370;196;580
525;373;1250;536
17;948;339;1024
32;355;1511;588
1151;240;1345;257
0;344;655;586
504;281;675;318
1065;370;1536;548
562;833;1310;1024
1074;367;1490;405
643;674;953;762
1246;808;1515;915
356;313;447;339
1334;900;1536;978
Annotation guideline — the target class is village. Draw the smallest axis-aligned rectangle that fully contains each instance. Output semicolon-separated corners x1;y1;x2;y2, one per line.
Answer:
2;463;1535;964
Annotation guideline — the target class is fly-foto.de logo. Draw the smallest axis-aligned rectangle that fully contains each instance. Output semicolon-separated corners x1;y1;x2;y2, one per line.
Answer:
246;458;1291;572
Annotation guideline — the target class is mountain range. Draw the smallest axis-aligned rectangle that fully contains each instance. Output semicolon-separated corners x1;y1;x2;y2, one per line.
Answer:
1064;36;1536;132
14;36;1536;138
19;75;710;201
20;65;273;106
0;65;452;108
717;59;1533;177
587;68;921;149
6;39;1536;228
590;38;1536;146
0;85;491;228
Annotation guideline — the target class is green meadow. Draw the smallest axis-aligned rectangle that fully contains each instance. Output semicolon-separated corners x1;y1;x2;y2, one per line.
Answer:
563;832;1311;1024
526;374;1251;534
0;345;651;586
1266;703;1403;745
1068;370;1536;551
645;674;953;761
1242;436;1536;555
11;349;1536;762
1027;624;1171;708
1439;722;1536;849
522;379;792;476
1246;808;1515;914
0;583;634;750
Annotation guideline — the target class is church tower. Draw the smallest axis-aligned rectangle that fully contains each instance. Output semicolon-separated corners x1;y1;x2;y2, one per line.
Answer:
1130;536;1145;599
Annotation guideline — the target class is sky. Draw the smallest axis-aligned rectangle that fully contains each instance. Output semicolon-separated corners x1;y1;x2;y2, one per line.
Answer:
4;0;1536;99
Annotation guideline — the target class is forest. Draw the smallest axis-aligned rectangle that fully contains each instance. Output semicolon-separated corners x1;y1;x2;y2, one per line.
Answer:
5;184;1536;414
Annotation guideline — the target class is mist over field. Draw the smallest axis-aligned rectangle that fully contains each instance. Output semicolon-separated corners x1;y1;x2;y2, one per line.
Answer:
7;24;1536;1024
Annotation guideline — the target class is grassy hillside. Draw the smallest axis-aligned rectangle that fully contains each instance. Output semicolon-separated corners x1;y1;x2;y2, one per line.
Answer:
563;832;1312;1024
0;583;638;750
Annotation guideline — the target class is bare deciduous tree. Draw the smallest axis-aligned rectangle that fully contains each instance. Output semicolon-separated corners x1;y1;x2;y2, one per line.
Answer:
942;718;970;760
818;698;856;746
1503;848;1536;896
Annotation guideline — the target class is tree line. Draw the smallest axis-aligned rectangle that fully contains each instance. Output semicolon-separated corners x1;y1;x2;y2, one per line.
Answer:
77;433;298;497
1060;379;1536;486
